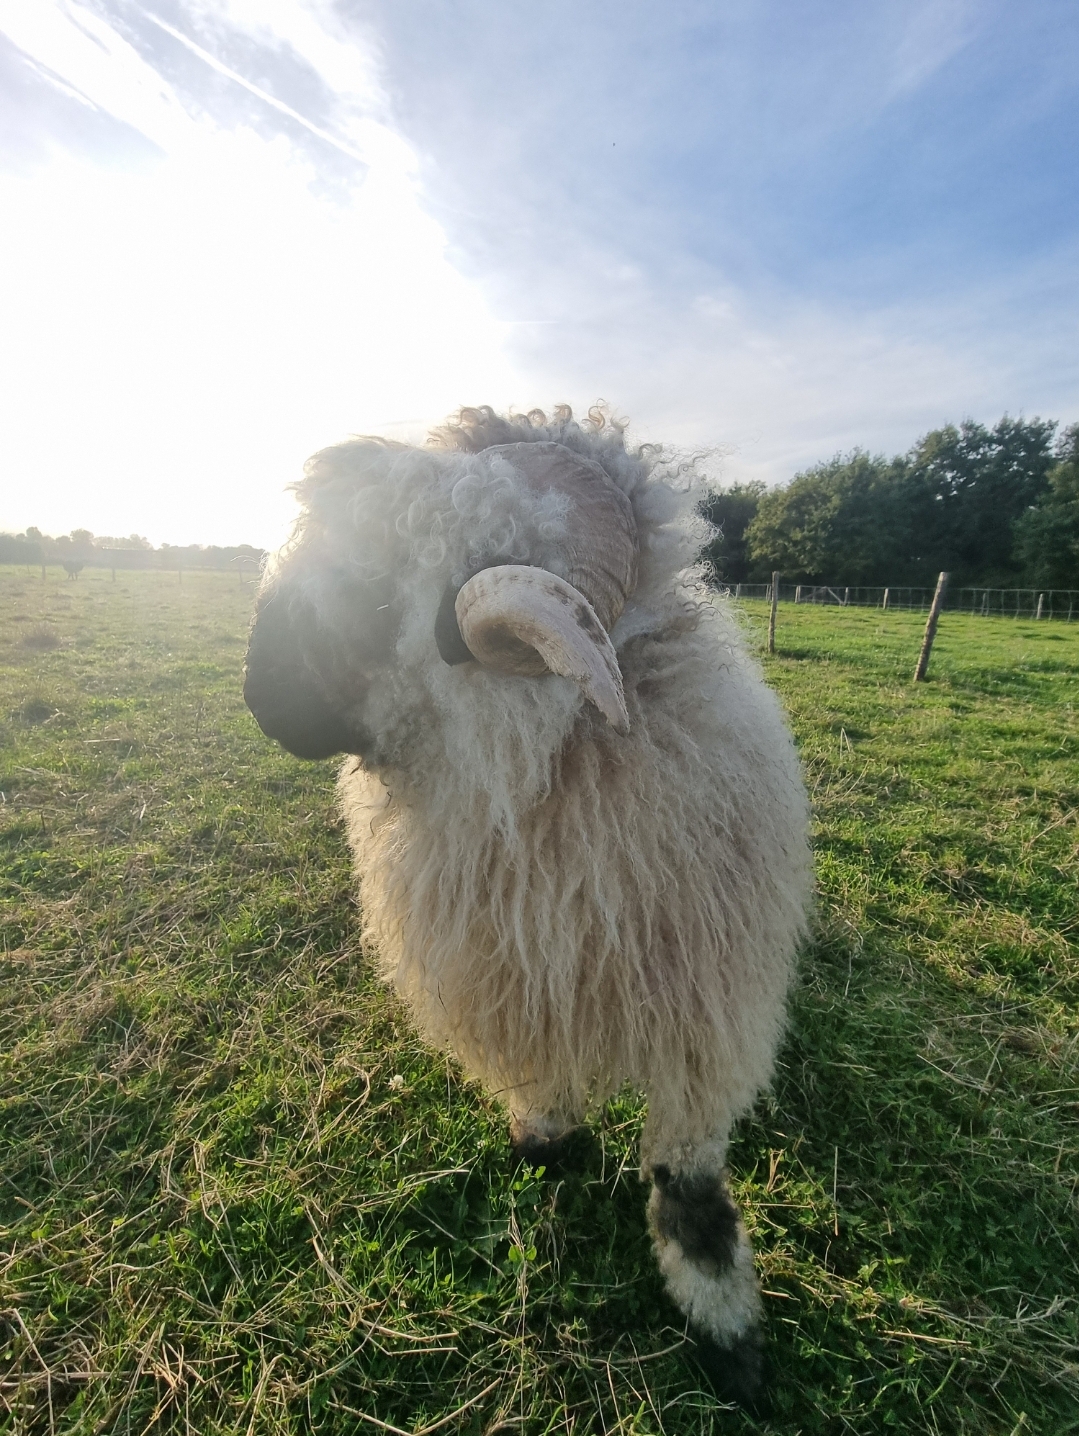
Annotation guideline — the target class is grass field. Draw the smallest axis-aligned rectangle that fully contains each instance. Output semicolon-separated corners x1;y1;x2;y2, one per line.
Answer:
1;567;1077;1436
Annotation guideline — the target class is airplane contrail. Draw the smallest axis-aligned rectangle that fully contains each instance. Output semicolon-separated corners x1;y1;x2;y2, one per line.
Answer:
140;7;368;165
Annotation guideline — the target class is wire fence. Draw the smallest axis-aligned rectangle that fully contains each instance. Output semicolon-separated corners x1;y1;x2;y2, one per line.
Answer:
2;550;264;581
4;555;1075;619
728;583;1079;620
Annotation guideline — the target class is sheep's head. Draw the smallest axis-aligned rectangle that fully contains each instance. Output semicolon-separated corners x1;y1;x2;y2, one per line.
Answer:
244;430;640;764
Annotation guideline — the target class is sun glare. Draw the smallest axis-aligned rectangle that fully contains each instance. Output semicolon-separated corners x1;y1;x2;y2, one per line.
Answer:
0;1;519;548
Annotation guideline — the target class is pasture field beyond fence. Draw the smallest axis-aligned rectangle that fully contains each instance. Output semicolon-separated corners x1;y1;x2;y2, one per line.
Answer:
1;568;1078;1436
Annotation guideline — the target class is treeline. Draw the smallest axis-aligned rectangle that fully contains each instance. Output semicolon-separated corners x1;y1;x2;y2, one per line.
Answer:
703;417;1079;589
0;527;264;572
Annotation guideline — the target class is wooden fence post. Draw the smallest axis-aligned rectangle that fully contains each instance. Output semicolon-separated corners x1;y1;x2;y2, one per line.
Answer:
768;572;779;655
882;587;890;610
913;572;949;682
1035;592;1044;619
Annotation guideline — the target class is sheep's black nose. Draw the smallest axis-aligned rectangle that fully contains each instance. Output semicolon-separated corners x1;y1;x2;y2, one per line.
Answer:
243;590;359;761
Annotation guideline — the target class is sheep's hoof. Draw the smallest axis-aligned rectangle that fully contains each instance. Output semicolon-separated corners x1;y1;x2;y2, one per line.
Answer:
510;1129;571;1172
691;1327;767;1413
509;1120;590;1175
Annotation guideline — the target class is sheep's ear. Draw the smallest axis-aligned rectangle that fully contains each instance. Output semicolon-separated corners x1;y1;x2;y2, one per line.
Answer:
243;590;363;760
434;582;475;665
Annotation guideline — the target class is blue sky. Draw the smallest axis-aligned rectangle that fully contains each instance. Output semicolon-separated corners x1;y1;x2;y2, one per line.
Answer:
364;1;1079;293
1;0;1077;545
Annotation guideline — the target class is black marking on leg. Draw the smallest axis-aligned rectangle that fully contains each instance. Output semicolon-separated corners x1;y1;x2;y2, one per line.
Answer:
692;1326;767;1413
651;1165;741;1278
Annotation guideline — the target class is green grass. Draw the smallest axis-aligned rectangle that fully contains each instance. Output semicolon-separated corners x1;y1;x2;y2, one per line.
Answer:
1;568;1077;1435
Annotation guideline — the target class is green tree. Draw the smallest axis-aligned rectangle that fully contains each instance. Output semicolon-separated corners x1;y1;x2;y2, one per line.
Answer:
745;450;909;583
1014;424;1079;589
906;416;1057;584
744;416;1059;587
700;480;765;582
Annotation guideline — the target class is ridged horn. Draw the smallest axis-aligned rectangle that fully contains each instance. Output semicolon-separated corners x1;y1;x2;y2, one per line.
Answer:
455;565;630;733
483;442;639;631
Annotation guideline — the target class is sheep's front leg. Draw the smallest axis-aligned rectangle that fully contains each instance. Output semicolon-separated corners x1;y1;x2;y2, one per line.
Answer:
648;1160;764;1408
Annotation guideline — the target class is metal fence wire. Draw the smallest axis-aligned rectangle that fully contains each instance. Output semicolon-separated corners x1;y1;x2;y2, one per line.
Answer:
727;583;1079;619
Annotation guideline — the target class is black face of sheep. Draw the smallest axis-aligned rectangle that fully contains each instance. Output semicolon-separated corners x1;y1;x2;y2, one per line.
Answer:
242;406;813;1408
244;586;364;759
244;557;401;761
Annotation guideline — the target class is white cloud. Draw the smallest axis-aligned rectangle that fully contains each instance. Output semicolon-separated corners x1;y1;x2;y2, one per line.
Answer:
887;0;977;100
1;0;1075;548
499;237;1079;487
0;0;189;153
0;0;523;546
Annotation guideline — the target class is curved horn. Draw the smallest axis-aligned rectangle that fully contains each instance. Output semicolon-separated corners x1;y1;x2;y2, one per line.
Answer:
455;565;630;733
484;442;639;631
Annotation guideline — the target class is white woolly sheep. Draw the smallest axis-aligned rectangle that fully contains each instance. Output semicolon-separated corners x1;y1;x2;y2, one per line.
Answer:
243;405;812;1404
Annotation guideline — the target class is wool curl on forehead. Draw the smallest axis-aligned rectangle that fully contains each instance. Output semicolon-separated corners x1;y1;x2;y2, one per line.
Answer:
430;403;712;587
289;403;715;620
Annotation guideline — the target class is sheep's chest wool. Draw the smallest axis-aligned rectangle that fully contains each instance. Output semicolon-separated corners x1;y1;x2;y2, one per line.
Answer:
244;405;812;1407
